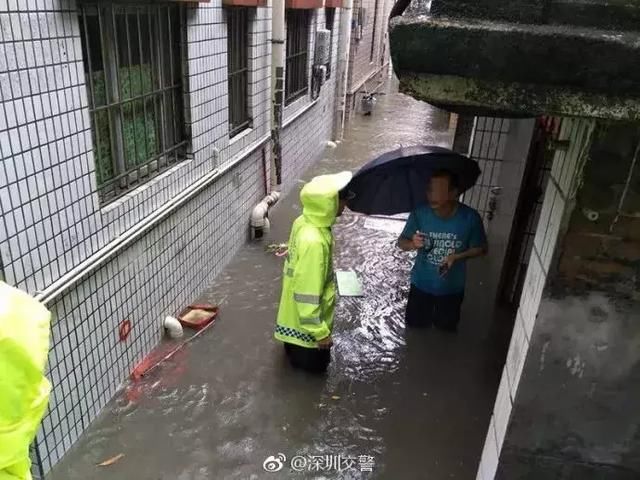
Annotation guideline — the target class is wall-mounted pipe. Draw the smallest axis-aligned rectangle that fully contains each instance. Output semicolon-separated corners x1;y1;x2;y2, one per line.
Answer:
251;191;281;240
249;0;286;241
333;0;354;141
163;316;184;339
271;0;286;187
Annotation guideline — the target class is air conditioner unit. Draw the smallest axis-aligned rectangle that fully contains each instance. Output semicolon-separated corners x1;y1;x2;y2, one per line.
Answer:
315;28;331;66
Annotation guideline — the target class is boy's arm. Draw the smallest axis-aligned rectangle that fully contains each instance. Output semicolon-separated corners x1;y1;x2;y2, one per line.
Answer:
451;246;487;262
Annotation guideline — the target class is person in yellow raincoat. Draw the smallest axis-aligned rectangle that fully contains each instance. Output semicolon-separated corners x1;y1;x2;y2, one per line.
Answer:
275;171;353;374
0;282;51;480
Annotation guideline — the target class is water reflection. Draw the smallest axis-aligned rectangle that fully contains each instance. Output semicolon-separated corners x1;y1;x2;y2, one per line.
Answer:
49;87;501;480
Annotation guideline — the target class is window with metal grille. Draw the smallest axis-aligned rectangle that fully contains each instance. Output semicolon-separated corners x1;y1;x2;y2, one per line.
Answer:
325;8;335;79
285;10;310;105
227;7;251;138
79;2;187;203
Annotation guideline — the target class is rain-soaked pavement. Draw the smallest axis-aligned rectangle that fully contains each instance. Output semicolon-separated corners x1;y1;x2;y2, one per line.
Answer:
49;83;511;480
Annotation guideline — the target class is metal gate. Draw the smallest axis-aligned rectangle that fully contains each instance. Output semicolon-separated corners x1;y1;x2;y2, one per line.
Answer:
462;116;511;228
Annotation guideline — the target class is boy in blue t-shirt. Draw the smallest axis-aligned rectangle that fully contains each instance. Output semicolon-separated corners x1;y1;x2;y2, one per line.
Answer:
398;170;487;331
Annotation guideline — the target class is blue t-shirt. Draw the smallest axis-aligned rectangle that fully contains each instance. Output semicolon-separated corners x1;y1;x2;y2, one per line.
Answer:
401;204;487;295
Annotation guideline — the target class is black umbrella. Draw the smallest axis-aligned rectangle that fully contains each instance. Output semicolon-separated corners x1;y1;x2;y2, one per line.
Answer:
346;145;480;215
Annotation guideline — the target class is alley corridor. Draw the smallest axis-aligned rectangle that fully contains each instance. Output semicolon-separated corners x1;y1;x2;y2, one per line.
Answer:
48;87;510;480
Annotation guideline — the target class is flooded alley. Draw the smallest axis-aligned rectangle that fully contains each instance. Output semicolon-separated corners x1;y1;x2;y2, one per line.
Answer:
48;87;509;480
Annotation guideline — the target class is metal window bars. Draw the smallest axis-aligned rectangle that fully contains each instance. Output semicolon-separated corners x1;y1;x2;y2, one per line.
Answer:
78;2;187;203
285;10;310;105
325;8;335;79
227;7;251;138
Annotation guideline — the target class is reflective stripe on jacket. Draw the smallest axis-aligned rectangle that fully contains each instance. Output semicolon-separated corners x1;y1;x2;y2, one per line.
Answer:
0;282;51;480
275;175;340;348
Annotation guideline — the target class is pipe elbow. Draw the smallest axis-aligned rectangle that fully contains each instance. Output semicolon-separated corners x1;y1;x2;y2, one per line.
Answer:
164;316;183;339
251;202;269;227
267;191;281;205
250;192;281;240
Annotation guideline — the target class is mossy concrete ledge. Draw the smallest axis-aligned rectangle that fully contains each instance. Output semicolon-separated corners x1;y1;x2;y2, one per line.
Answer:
390;15;640;119
396;73;640;121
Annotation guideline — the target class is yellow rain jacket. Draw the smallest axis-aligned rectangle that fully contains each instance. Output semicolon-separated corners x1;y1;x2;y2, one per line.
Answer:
275;173;349;348
0;282;51;480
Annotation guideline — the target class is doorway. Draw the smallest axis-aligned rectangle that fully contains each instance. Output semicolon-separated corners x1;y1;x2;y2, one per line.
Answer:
462;116;535;308
497;117;561;309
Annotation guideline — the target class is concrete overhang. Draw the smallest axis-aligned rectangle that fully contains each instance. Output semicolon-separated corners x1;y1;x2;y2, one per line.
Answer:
390;14;640;120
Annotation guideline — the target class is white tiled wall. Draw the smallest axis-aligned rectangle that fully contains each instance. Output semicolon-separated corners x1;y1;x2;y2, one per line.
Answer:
347;0;391;93
35;149;265;474
475;118;596;480
506;311;529;400
0;1;342;476
280;8;339;188
0;0;273;294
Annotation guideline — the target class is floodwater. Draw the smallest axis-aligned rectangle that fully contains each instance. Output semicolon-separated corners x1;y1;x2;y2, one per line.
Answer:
48;83;510;480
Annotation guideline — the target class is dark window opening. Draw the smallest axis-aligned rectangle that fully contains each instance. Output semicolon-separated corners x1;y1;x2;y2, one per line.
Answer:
227;7;251;138
285;10;310;105
325;8;335;79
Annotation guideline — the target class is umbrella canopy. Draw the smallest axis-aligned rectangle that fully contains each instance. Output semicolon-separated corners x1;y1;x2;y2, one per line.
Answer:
346;145;480;215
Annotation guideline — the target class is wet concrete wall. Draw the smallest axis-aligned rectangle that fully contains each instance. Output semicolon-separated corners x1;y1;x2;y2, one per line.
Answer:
495;121;640;478
390;1;640;120
431;0;548;23
431;0;640;29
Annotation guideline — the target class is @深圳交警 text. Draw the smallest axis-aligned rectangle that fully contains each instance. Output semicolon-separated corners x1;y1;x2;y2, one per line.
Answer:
263;453;375;473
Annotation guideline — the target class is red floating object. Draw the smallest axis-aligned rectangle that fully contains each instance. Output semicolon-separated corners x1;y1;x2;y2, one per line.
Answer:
119;320;132;341
177;304;219;330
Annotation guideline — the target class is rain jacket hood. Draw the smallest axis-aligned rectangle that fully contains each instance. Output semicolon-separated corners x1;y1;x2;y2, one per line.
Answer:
300;175;340;228
0;282;51;480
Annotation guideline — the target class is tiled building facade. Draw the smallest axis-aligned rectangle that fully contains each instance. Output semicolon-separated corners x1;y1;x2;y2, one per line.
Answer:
344;0;391;119
0;0;359;475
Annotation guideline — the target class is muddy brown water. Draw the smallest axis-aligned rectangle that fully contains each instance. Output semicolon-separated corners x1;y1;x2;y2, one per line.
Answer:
48;84;510;480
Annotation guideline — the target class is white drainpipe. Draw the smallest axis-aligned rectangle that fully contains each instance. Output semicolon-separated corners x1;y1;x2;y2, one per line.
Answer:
333;0;354;141
163;316;184;339
250;191;281;240
250;0;286;241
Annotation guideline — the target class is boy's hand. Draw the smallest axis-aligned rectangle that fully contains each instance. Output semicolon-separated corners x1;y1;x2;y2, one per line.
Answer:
440;254;458;276
412;231;425;250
